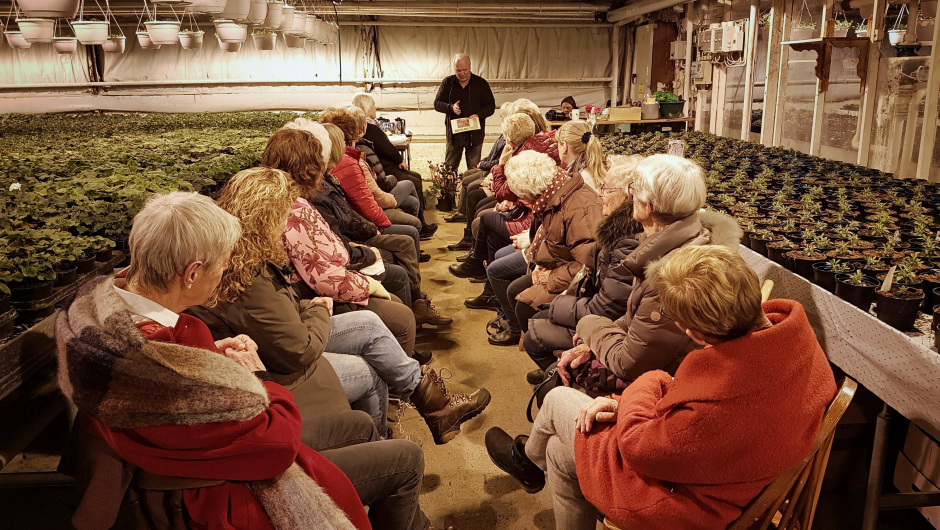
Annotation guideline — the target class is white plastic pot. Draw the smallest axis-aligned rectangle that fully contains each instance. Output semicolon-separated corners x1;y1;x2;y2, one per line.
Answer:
261;1;283;29
151;0;185;4
72;20;109;45
252;32;276;50
17;18;55;43
214;20;248;43
833;27;849;38
278;5;294;31
219;0;250;21
145;21;181;45
790;27;814;40
53;36;77;54
184;0;227;13
178;30;204;49
4;31;32;49
304;14;317;39
888;29;907;45
16;0;79;18
247;0;267;24
218;37;242;52
137;30;162;50
856;28;869;37
284;33;305;48
102;35;126;53
917;19;935;42
288;10;306;35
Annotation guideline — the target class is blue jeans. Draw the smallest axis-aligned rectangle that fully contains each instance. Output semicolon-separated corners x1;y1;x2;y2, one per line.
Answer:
487;249;528;333
323;352;389;438
390;180;420;218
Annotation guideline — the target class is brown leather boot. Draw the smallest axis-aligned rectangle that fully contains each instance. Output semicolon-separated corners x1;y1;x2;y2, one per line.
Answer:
412;298;453;326
410;367;491;445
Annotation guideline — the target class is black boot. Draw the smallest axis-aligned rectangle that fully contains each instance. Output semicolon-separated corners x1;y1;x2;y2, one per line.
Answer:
419;223;438;241
448;257;486;280
488;328;521;346
445;212;467;223
447;228;474;251
485;428;545;493
465;293;500;310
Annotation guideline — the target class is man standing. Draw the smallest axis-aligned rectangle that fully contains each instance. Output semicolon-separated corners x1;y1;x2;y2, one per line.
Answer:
434;53;496;171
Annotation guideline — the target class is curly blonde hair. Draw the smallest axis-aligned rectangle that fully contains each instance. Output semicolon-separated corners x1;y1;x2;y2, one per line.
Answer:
207;167;296;306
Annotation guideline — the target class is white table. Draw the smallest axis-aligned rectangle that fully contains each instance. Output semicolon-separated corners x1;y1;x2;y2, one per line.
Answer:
388;133;412;168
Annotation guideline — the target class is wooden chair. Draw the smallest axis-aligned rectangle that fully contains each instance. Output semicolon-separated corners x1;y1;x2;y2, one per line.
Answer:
604;377;857;530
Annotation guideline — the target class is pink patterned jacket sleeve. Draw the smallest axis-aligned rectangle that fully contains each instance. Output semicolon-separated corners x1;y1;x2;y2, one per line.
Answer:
283;198;371;306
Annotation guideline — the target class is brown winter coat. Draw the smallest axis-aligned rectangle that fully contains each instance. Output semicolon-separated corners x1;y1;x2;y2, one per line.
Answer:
516;173;603;308
576;209;742;382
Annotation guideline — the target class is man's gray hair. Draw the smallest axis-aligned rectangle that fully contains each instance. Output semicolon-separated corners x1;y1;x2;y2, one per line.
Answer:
126;192;241;292
632;154;707;223
453;53;470;66
504;151;558;201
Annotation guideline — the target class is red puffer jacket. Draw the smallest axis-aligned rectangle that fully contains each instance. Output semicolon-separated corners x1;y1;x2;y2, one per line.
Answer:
331;147;391;228
490;132;561;202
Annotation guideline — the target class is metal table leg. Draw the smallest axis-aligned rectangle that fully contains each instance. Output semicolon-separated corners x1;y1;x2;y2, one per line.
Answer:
862;402;892;530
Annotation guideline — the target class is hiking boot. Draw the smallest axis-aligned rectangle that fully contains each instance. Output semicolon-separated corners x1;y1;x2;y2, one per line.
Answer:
464;294;500;311
420;223;439;241
448;259;486;280
526;368;545;385
413;298;453;326
489;329;521;346
447;229;474;251
485;428;545;493
410;367;491;445
445;212;467;223
413;350;433;366
456;252;471;263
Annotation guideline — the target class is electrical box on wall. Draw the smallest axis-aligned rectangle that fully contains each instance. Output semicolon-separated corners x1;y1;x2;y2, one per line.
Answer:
692;60;713;85
709;23;724;53
670;40;687;61
722;20;746;52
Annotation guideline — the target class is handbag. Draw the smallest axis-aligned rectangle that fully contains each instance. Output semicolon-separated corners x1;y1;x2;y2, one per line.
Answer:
571;357;629;398
498;204;529;222
526;362;561;423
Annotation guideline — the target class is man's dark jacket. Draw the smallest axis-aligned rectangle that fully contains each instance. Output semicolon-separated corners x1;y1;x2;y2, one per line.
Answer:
433;73;495;146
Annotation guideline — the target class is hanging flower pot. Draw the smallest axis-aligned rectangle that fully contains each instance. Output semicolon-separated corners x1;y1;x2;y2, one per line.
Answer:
278;5;294;31
917;19;935;42
303;13;318;39
252;30;276;50
246;0;267;25
17;0;80;18
72;20;109;44
178;29;204;49
102;34;125;52
4;31;32;48
17;18;55;43
184;0;227;14
218;0;250;21
218;37;241;52
214;19;247;42
284;33;305;48
145;20;181;45
137;30;162;49
260;0;282;28
53;35;78;53
287;9;306;34
888;28;907;45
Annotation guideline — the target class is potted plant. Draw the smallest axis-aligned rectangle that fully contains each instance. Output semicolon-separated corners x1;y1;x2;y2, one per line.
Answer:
758;14;770;41
102;34;126;53
16;18;55;43
278;4;295;31
71;18;109;45
252;28;277;50
834;19;852;37
0;230;58;304
247;0;268;25
917;14;936;41
17;0;80;18
218;0;251;21
791;21;816;40
888;23;907;45
218;36;243;52
284;33;306;48
655;91;684;119
919;268;940;309
261;0;283;29
767;238;799;266
146;19;181;45
862;255;890;278
4;30;33;48
874;268;924;330
53;35;77;54
429;163;459;212
835;269;879;311
813;259;858;293
214;19;248;43
137;29;161;49
179;29;204;49
288;9;307;35
785;243;828;279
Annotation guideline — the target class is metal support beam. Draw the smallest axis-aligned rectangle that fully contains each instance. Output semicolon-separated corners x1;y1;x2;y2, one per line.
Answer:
857;0;884;166
607;0;689;23
612;25;621;108
808;0;833;156
714;66;727;134
622;25;635;106
684;4;694;115
336;21;610;27
741;0;760;140
772;0;792;146
915;5;940;181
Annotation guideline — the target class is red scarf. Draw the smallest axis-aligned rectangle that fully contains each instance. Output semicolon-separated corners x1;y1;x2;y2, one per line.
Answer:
526;168;570;263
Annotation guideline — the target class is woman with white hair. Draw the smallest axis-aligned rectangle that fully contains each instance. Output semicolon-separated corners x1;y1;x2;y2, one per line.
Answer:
57;191;371;530
523;155;644;383
554;154;742;392
486;150;602;346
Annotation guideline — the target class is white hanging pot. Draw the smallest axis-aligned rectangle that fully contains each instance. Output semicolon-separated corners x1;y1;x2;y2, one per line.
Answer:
288;9;306;34
833;27;849;38
145;21;181;45
917;19;935;42
214;20;248;42
72;20;109;44
303;13;317;39
252;31;276;50
102;35;126;52
247;0;267;25
53;36;78;53
4;31;33;48
278;5;294;31
888;29;907;45
260;1;282;28
17;18;55;43
151;0;185;4
790;26;814;40
284;33;305;48
184;0;227;14
178;30;204;49
218;36;241;52
16;0;79;19
137;30;162;49
218;0;250;21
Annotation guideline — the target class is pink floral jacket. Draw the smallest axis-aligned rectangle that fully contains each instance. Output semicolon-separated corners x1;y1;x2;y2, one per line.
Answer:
283;198;370;305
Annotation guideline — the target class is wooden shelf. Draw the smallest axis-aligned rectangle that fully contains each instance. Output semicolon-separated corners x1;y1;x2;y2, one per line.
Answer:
781;37;871;93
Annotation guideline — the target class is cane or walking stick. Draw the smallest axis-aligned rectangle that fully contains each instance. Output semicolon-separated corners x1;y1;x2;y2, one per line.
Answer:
761;279;774;303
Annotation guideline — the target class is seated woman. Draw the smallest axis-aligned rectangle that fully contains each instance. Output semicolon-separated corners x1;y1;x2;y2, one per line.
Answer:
555;120;606;192
57;191;370;530
524;155;644;382
555;154;741;391
351;92;438;240
487;150;602;347
486;244;837;530
199;167;491;446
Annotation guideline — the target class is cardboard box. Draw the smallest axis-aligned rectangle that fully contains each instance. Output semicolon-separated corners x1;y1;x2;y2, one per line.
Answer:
606;107;642;121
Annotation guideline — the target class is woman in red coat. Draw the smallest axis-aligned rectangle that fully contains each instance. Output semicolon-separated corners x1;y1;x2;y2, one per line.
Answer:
57;191;370;530
486;245;836;530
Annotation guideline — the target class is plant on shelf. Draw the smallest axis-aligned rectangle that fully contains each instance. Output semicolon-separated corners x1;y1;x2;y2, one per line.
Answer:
0;229;58;285
864;255;889;271
835;20;853;29
890;23;907;31
843;269;869;287
827;259;855;274
653;91;680;103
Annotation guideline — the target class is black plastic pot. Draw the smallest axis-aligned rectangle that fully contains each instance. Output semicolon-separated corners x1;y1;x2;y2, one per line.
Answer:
813;261;860;293
875;289;924;331
659;101;685;119
786;252;826;280
933;303;940;350
749;236;774;257
922;278;940;310
54;264;78;288
436;194;455;212
835;273;879;311
9;279;55;303
740;231;752;248
75;251;97;274
0;292;9;314
95;247;114;262
766;245;794;266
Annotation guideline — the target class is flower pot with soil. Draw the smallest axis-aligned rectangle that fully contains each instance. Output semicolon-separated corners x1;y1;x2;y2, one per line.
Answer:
284;33;305;48
875;285;924;331
5;31;33;48
178;29;204;49
71;20;109;44
53;263;78;287
53;36;78;53
102;35;126;53
933;303;940;350
790;24;816;40
785;246;828;279
145;20;180;45
247;0;267;24
17;0;80;18
767;239;800;266
218;37;242;52
17;18;55;43
862;256;891;279
835;271;879;311
0;289;10;314
10;279;56;304
888;27;907;45
214;19;247;42
260;0;283;28
137;30;161;49
74;250;97;274
920;270;940;309
278;4;294;30
252;30;276;50
813;259;859;293
917;19;935;41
